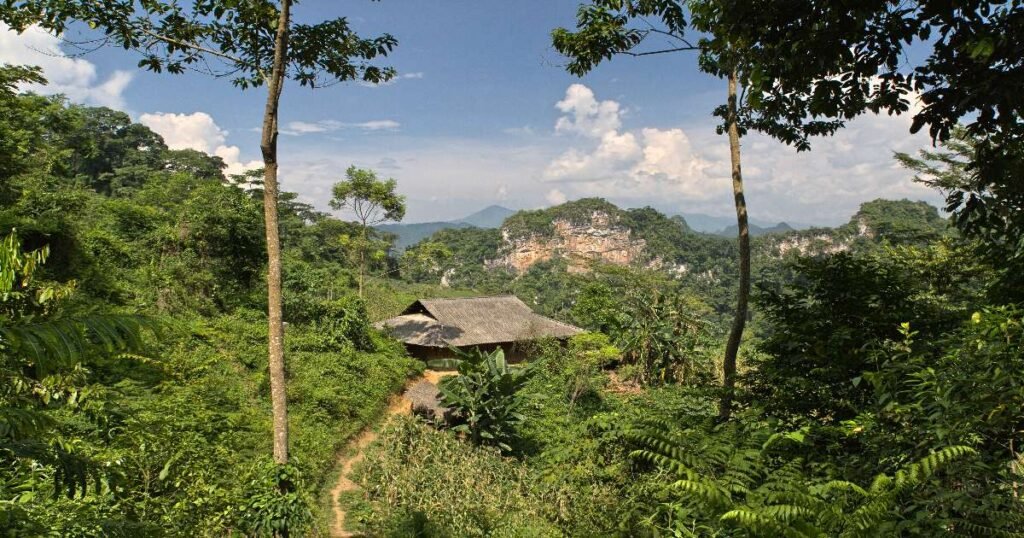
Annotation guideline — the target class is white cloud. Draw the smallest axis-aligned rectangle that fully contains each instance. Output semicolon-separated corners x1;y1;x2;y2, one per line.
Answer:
542;83;940;224
358;120;400;131
546;189;567;205
0;23;133;109
554;83;623;138
140;111;261;177
281;119;399;136
544;84;720;201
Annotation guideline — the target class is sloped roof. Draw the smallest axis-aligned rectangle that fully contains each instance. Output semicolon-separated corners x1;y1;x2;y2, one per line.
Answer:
377;295;583;347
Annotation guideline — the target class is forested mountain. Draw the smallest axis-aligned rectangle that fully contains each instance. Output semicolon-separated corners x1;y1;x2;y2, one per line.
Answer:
398;197;949;324
716;221;794;236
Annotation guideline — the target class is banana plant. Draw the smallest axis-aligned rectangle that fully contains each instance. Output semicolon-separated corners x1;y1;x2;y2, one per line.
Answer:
437;347;534;453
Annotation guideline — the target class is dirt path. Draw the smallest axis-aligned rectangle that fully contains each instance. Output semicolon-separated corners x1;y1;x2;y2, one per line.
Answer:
329;370;448;537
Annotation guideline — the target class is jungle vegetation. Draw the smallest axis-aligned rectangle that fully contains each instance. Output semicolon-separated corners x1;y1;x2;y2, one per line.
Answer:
0;0;1022;536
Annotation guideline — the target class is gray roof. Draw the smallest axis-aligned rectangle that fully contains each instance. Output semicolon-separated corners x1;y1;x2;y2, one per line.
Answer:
376;295;583;347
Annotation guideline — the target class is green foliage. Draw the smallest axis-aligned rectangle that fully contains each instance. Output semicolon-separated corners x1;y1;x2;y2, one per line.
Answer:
574;268;711;385
749;247;979;424
0;82;421;534
301;296;376;353
399;240;452;283
852;308;1024;534
502;197;622;240
0;231;162;532
897;129;1024;302
238;461;313;537
629;420;977;537
534;333;618;406
349;416;559;537
329;166;406;226
846;199;950;246
438;347;534;453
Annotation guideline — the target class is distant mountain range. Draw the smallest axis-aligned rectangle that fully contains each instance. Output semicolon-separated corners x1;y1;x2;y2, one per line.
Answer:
677;212;805;236
377;205;516;251
379;204;805;251
459;205;517;228
715;222;795;237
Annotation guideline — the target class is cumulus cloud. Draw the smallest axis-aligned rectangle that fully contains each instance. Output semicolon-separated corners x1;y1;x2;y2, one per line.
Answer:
544;84;720;201
281;119;399;135
0;23;133;109
542;83;940;224
546;189;567;205
140;111;262;177
554;84;623;138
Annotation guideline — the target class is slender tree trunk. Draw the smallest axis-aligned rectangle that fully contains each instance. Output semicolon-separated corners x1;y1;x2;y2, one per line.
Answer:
260;0;291;466
358;224;366;298
718;68;749;423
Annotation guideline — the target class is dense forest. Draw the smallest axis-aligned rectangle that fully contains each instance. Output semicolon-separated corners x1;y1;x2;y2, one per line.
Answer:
2;0;1024;537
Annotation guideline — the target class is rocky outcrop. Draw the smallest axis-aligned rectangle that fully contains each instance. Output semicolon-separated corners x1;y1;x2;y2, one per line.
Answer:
488;211;646;274
771;219;875;257
774;233;852;257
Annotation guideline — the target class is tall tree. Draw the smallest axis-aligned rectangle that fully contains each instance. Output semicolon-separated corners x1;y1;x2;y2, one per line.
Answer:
330;165;406;297
0;1;397;481
691;0;1024;298
552;1;848;420
552;3;749;420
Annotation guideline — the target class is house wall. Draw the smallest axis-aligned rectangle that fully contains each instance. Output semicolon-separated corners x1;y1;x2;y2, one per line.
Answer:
404;341;536;365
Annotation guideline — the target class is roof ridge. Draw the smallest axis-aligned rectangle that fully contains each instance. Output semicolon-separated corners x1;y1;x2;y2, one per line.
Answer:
419;294;520;302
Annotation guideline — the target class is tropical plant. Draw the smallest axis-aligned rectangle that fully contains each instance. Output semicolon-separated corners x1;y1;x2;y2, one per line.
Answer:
575;275;710;386
628;420;977;537
749;251;969;424
437;347;534;453
896;128;1024;302
238;460;314;537
0;231;157;530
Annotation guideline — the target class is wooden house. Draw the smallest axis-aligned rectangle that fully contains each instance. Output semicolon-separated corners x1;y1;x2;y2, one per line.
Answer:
375;295;583;362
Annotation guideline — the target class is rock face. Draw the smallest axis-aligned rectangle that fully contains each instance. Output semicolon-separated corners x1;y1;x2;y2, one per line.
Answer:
770;218;875;257
489;211;646;274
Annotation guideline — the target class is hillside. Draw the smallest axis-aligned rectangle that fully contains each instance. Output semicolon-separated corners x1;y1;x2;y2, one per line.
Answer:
681;212;804;234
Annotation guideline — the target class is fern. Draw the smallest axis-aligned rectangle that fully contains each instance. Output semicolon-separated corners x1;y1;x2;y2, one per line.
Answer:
629;418;983;536
0;232;159;501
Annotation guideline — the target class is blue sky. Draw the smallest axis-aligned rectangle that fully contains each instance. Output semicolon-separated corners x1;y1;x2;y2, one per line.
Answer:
0;1;942;225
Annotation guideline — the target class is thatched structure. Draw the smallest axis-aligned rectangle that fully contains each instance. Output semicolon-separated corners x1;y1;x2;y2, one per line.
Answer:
376;295;583;361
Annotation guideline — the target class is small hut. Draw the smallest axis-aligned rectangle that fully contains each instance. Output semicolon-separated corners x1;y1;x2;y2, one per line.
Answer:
375;295;583;362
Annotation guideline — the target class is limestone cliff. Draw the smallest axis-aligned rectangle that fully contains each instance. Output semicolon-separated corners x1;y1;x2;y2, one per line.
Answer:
488;210;646;274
